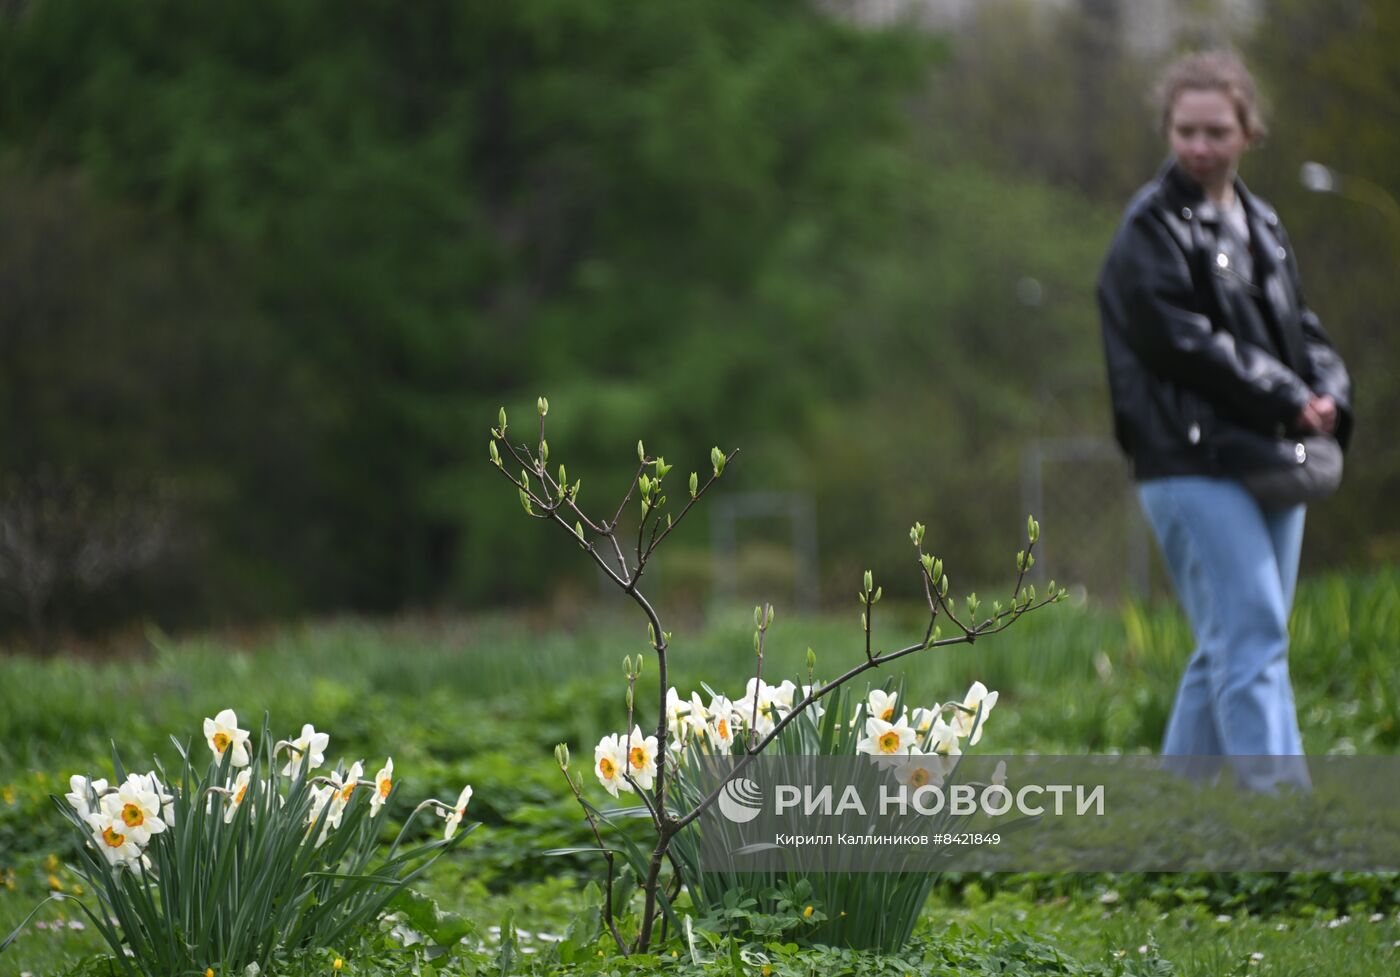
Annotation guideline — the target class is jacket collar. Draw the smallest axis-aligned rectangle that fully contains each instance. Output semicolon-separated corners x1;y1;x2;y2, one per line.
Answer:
1157;158;1263;225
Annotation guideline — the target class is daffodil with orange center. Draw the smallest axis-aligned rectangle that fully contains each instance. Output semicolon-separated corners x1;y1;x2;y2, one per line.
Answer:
856;716;916;757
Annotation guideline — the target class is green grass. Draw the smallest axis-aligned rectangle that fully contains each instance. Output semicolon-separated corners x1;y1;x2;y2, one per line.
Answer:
1;567;1397;974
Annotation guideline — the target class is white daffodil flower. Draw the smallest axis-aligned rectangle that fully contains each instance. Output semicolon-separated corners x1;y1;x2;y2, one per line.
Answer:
84;811;145;868
707;695;738;751
856;716;917;757
685;692;711;741
952;682;999;746
894;753;956;790
307;783;336;847
910;706;941;736
223;770;252;824
99;774;169;846
65;776;110;820
203;708;251;768
370;758;393;818
623;725;659;791
867;689;899;723
137;772;176;823
282;724;330;777
326;761;364;827
769;679;797;711
594;733;631;797
738;678;788;736
800;686;826;721
991;760;1007;787
925;717;964;759
665;687;690;741
442;785;473;840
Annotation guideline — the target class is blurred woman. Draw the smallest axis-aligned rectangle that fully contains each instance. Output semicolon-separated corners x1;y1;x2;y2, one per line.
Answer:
1096;51;1352;785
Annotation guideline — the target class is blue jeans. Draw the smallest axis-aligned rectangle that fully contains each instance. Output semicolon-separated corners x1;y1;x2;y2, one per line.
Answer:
1137;477;1308;787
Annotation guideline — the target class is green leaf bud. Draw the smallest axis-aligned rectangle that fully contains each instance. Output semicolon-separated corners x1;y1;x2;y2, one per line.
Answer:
1027;515;1040;543
539;440;549;468
765;604;774;627
554;743;570;770
711;447;725;476
921;553;934;575
873;586;882;604
863;570;873;594
689;472;699;498
625;686;634;711
575;521;585;541
655;456;672;479
498;406;507;431
754;606;763;629
861;611;867;631
490;441;501;466
537;396;549;417
806;647;817;672
519;490;534;516
909;521;925;546
623;655;633;677
638;440;646;463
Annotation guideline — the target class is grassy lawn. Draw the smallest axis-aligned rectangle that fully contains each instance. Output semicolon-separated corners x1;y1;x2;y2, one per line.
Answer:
1;568;1397;974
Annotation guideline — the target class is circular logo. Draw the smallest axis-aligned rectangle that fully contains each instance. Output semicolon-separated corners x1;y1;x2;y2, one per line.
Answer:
717;777;763;823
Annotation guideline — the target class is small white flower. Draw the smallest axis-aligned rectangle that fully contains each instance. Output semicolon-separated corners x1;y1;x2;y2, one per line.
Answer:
224;770;252;824
707;696;738;751
925;718;963;758
1216;914;1233;923
769;679;797;710
203;708;251;767
991;760;1008;787
893;753;955;789
65;776;110;820
952;682;998;745
910;706;940;735
1138;945;1149;954
306;783;336;846
800;685;826;721
1099;890;1120;905
137;772;175;823
665;688;690;748
685;692;711;740
594;733;631;797
867;689;899;723
623;725;659;791
84;811;145;868
99;774;168;846
327;761;364;827
281;724;330;776
442;784;473;840
370;758;393;817
856;716;917;757
1369;912;1384;923
1249;952;1264;964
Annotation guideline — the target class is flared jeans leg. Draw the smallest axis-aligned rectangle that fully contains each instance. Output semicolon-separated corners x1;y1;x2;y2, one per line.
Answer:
1137;478;1307;772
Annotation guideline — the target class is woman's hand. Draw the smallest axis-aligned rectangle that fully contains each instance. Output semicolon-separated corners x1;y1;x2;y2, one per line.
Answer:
1297;394;1338;435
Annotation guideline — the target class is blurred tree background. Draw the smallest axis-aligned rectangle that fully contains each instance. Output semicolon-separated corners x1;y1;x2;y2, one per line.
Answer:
1;0;1396;643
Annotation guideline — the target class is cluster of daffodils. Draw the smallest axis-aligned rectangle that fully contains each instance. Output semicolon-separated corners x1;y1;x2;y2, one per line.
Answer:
65;772;172;871
591;679;999;796
64;709;476;870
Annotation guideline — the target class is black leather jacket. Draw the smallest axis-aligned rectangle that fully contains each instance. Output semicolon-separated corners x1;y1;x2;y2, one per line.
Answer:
1098;162;1353;481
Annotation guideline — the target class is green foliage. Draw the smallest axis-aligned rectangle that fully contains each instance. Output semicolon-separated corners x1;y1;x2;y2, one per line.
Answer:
0;0;941;627
4;715;473;976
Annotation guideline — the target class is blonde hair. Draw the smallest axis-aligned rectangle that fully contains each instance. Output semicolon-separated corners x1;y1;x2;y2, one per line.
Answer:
1154;50;1267;143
